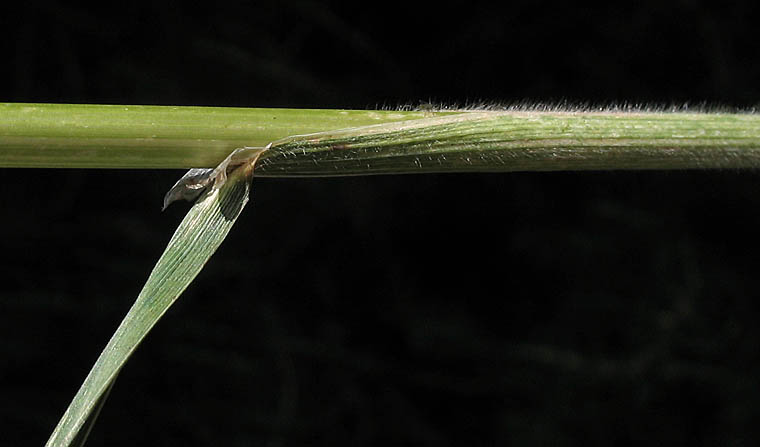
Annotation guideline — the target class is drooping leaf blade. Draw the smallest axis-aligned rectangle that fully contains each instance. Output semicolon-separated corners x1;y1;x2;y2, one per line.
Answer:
46;157;258;447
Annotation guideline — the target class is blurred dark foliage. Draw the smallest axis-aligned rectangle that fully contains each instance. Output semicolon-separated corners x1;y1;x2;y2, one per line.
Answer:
2;1;760;446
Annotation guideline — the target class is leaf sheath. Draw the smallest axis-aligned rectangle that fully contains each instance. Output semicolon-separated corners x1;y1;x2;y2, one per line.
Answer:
255;111;760;176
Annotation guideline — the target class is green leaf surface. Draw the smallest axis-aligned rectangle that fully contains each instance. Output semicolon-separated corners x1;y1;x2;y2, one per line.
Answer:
45;157;257;447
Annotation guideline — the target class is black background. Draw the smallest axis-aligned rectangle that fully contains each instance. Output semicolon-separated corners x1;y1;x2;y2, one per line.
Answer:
2;1;760;446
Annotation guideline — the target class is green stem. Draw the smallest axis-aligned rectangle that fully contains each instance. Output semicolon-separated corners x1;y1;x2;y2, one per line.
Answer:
2;103;759;172
0;103;440;169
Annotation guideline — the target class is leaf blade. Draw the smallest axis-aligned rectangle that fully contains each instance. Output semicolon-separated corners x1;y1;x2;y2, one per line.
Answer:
46;159;257;447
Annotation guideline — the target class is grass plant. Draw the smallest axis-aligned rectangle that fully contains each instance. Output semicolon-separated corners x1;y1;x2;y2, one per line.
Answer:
2;102;759;446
